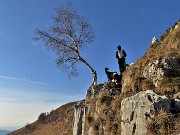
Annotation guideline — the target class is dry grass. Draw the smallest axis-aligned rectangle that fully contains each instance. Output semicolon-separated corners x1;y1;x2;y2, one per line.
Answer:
155;77;180;96
147;111;180;135
84;83;123;135
121;25;180;97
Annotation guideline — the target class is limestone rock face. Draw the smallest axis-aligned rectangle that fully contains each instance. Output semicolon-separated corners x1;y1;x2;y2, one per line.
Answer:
73;100;86;135
121;90;180;135
143;57;180;86
84;83;122;135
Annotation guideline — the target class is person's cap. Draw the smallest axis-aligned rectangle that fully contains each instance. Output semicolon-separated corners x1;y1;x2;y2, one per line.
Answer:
117;45;121;49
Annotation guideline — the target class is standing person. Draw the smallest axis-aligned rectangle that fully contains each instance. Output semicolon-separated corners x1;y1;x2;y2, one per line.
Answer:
116;45;127;73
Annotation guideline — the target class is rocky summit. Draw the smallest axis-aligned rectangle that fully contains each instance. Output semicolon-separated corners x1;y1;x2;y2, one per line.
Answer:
9;20;180;135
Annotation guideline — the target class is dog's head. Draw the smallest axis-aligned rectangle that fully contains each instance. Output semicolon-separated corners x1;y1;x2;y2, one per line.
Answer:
105;67;109;72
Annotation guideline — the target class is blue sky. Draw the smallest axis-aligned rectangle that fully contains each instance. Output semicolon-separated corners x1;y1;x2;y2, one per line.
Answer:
0;0;179;130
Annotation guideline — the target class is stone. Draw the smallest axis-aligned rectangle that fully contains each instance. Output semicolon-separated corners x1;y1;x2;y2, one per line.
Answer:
152;37;159;44
73;101;86;135
88;127;96;135
174;21;180;29
143;57;180;87
121;90;180;135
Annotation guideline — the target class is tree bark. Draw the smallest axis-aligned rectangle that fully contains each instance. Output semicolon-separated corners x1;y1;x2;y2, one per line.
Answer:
78;56;97;88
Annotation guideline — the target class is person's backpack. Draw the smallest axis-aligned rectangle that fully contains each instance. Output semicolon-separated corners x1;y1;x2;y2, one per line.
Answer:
122;50;127;57
117;50;127;58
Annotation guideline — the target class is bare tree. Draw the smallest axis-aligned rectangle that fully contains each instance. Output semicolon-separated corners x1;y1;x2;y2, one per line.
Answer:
34;3;97;87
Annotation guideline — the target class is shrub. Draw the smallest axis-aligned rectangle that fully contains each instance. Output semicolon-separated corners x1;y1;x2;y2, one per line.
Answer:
38;112;46;123
87;116;94;124
100;96;113;106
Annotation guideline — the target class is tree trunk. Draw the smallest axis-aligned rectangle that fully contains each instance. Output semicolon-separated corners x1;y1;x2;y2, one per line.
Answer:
78;56;97;88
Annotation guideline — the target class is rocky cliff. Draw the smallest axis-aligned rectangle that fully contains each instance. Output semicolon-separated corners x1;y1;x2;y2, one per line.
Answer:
9;20;180;135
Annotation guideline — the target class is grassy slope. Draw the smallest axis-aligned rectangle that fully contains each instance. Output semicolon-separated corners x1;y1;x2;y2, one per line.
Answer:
8;101;77;135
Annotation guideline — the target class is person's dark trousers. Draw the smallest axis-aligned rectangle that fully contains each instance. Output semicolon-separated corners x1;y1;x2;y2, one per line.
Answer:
118;58;125;73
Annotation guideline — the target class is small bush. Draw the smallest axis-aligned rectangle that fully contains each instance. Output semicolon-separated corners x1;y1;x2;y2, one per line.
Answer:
135;76;145;84
25;123;31;129
38;112;46;123
87;116;93;124
100;96;113;106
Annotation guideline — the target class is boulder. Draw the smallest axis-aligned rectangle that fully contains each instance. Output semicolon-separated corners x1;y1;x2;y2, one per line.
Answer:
121;90;180;135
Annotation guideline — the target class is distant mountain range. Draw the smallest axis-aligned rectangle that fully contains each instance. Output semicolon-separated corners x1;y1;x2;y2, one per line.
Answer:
0;129;10;135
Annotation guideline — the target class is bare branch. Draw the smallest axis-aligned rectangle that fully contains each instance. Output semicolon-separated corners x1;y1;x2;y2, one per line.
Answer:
36;29;75;51
34;3;97;86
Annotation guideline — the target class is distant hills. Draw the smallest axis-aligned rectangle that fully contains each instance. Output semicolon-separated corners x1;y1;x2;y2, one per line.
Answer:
0;129;10;135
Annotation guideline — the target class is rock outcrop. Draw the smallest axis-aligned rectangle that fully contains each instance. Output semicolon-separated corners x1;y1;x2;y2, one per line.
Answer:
73;100;86;135
121;90;180;135
143;57;180;87
152;37;159;44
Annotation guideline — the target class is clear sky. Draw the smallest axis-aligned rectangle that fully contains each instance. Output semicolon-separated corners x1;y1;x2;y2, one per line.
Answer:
0;0;179;131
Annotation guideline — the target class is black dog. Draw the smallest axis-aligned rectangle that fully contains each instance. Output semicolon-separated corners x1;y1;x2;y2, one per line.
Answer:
113;73;122;84
105;68;122;83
